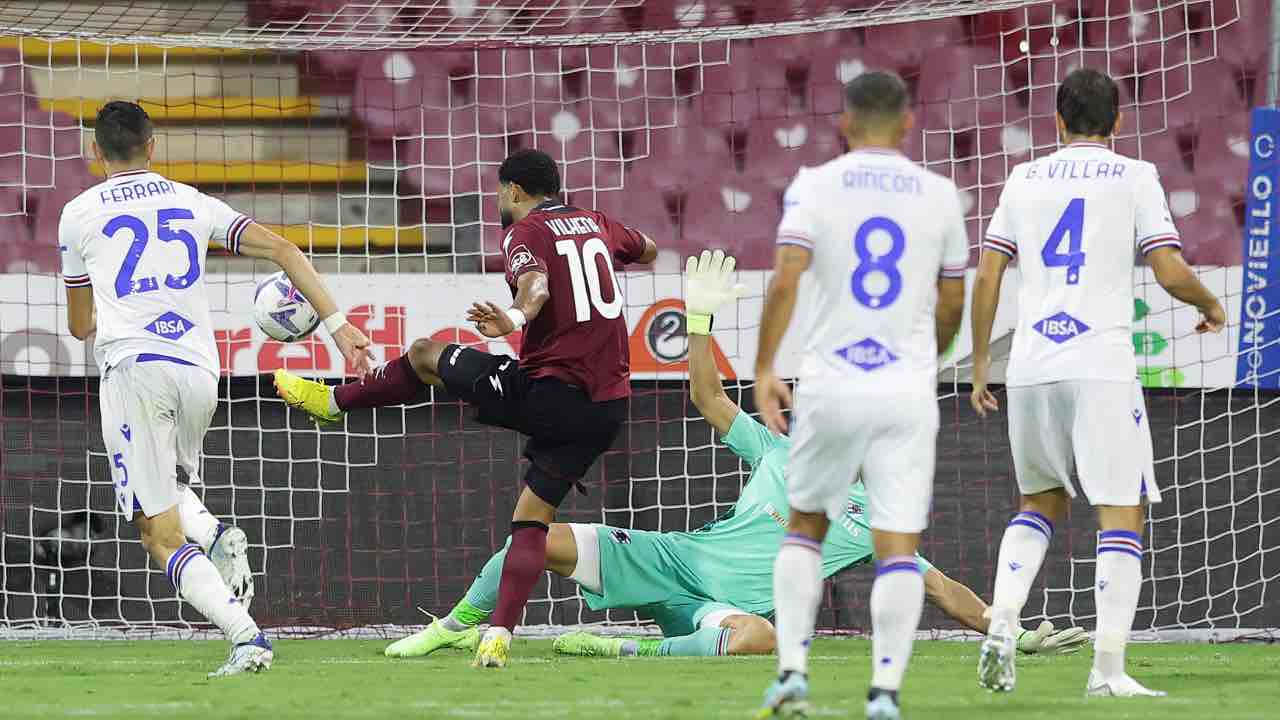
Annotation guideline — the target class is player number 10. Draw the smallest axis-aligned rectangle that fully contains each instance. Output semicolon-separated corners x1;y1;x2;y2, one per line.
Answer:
555;238;624;322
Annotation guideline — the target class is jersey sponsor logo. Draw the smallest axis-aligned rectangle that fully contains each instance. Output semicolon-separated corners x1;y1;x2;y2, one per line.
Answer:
610;528;631;544
762;502;788;529
145;311;194;341
833;338;898;371
1033;312;1090;344
508;244;535;274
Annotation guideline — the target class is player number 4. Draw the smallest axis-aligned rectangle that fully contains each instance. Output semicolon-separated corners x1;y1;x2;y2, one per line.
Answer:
1041;197;1086;285
555;237;624;322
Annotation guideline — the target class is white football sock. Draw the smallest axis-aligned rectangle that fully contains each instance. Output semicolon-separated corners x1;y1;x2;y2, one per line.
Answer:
166;543;258;644
773;534;823;676
869;557;924;691
178;485;222;552
1093;530;1143;681
989;511;1054;627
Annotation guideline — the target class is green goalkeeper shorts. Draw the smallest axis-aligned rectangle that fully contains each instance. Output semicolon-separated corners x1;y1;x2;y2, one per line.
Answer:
579;525;746;636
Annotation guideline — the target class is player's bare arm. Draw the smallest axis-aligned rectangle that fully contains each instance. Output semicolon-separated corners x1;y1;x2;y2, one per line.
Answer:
236;223;374;376
466;269;550;338
922;568;1086;655
684;250;746;436
969;248;1010;417
754;244;810;435
636;232;659;264
935;276;965;356
65;285;96;341
1146;246;1226;333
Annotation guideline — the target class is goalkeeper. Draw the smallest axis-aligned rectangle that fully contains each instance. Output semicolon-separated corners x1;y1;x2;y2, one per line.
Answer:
386;251;1087;660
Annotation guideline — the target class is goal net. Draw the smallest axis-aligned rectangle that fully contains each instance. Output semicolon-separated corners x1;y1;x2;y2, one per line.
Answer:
0;0;1275;640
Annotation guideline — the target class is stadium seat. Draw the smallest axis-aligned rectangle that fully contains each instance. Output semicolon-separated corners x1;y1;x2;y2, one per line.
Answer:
743;116;843;190
627;125;733;192
972;5;1084;65
1187;114;1250;192
680;178;781;270
353;51;457;139
806;45;900;116
864;17;964;67
590;176;678;245
918;45;1006;130
531;127;625;194
396;132;505;198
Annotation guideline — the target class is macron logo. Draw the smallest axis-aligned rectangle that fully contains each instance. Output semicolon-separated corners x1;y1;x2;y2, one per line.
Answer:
834;338;898;371
1033;312;1089;344
145;311;194;341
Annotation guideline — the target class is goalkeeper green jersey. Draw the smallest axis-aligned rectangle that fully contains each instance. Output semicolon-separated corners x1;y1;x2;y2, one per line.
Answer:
581;410;932;618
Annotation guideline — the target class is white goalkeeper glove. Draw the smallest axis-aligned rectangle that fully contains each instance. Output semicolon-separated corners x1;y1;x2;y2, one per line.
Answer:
683;249;746;336
1016;620;1089;655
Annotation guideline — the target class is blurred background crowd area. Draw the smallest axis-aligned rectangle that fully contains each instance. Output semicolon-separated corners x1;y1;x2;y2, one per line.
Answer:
0;0;1261;274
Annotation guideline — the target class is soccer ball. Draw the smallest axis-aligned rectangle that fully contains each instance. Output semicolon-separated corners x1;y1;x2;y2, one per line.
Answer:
253;271;321;342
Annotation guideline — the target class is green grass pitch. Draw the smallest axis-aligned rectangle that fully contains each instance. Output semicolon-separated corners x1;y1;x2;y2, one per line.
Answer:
0;639;1274;719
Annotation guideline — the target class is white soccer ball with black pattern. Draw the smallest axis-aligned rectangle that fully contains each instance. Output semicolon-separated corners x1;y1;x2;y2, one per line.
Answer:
253;271;321;342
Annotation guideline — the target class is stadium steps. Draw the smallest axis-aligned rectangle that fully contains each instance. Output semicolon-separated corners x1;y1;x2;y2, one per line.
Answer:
44;96;346;122
87;160;380;185
0;38;260;61
82;125;351;165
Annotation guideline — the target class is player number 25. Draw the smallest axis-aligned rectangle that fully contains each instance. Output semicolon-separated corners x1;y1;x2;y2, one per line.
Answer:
1040;197;1086;285
109;208;201;298
555;237;624;322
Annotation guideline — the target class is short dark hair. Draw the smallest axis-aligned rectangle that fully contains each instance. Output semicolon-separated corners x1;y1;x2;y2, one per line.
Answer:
1056;68;1120;137
94;101;153;162
498;148;561;197
843;71;909;121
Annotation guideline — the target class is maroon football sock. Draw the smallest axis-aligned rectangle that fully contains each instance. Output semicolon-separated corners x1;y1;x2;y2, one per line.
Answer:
333;354;424;411
490;521;549;631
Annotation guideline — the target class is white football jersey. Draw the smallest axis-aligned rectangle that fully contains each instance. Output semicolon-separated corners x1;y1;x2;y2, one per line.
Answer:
984;142;1180;387
59;169;252;375
777;148;970;387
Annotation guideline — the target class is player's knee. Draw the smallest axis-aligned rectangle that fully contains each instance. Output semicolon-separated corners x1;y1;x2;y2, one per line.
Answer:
726;617;776;656
137;522;185;562
1021;489;1070;522
407;338;448;377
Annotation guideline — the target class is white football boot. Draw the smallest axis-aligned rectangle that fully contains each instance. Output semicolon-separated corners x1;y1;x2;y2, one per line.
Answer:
209;633;273;678
209;525;255;606
1085;670;1167;698
977;618;1017;692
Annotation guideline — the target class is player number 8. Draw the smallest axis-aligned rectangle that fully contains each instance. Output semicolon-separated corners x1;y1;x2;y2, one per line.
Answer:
850;216;905;309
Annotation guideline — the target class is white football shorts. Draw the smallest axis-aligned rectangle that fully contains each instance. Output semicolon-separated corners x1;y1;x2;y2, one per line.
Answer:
100;354;218;518
1006;379;1160;506
787;381;938;533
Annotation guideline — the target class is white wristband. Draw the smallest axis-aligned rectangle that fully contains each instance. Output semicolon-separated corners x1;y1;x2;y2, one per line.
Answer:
505;308;527;329
322;312;348;335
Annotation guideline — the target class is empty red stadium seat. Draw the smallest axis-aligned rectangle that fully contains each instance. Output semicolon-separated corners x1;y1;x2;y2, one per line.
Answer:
865;17;964;67
353;51;456;139
397;131;506;198
918;45;1006;131
627;125;733;192
680;179;780;270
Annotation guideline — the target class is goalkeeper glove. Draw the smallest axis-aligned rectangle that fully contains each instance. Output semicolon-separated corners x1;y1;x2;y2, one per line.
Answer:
683;249;746;336
1016;620;1089;655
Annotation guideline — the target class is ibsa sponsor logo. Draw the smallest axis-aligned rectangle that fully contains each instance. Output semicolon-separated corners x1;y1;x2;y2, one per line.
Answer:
833;337;898;371
1033;311;1090;344
145;311;194;340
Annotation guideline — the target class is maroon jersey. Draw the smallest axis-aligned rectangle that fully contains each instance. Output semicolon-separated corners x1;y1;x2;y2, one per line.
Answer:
503;201;647;401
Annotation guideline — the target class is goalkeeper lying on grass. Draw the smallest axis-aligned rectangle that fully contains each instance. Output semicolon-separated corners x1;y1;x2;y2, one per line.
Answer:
386;251;1086;660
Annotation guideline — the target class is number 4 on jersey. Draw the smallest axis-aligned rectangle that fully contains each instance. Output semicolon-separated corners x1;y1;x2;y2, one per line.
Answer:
1041;198;1086;285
